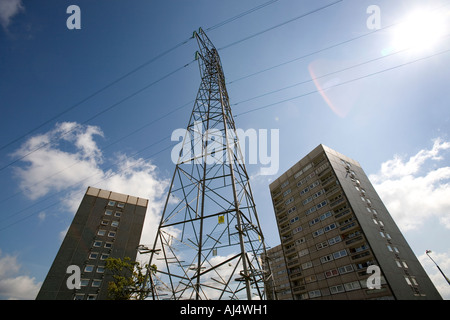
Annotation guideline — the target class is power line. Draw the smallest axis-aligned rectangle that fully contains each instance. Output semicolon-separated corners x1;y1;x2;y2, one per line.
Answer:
235;47;450;117
206;0;281;31
218;0;343;50
0;100;194;204
2;47;449;231
0;39;192;153
0;0;282;153
0;133;171;226
232;34;450;106
0;60;196;173
4;32;448;205
4;2;449;229
0;1;341;172
226;1;450;85
0;143;174;232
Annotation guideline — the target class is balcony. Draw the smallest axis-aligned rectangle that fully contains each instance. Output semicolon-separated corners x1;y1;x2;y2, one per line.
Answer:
281;235;294;244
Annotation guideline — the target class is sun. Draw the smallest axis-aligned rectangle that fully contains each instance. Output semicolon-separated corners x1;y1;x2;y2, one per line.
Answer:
391;8;448;52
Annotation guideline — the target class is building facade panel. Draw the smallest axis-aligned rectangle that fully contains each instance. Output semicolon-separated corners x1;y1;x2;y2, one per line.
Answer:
36;187;148;300
269;145;442;300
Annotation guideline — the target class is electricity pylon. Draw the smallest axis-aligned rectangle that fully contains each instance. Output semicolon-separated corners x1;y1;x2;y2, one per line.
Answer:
144;28;272;300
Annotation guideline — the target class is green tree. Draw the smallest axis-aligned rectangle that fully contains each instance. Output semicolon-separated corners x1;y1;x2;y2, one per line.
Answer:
105;257;156;300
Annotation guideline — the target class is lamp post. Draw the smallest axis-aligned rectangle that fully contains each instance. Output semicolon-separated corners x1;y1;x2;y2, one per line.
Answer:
426;250;450;285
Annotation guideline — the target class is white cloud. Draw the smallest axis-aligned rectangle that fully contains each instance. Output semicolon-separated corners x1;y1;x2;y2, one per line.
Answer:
0;0;24;30
12;122;105;200
12;121;170;271
0;250;41;300
370;138;450;231
418;250;450;300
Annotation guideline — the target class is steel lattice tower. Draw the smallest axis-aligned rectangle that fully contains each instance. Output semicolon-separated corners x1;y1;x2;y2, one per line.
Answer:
144;28;272;300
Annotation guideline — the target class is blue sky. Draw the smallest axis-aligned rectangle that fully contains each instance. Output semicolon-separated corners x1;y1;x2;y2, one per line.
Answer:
1;0;450;299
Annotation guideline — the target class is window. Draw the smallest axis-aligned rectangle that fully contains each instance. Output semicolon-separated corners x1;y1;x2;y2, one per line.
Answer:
305;206;316;215
338;264;354;274
325;269;339;278
97;230;106;236
309;217;320;226
297;178;307;186
402;261;409;268
330;284;345;294
281;180;290;189
105;209;113;216
396;260;402;268
405;277;413;286
308;290;321;298
93;240;102;247
108;231;116;237
100;253;109;260
312;189;325;199
87;294;97;301
108;200;116;206
114;211;122;217
313;228;324;238
305;275;317;283
104;242;113;249
117;203;125;208
387;245;393;252
328;236;342;246
344;281;361;291
333;249;347;259
320;254;333;264
111;221;119;227
101;220;109;226
80;279;89;287
299;249;309;257
84;265;94;272
96;266;105;273
302;261;313;270
293;226;302;234
74;294;84;300
300;186;309;195
92;280;102;287
316;200;327;209
324;223;336;232
287;206;296;214
316;241;328;250
309;180;320;189
285;197;294;205
290;216;299;224
320;211;333;221
89;252;98;259
283;189;292;197
380;231;386;238
394;247;400;253
302;197;312;205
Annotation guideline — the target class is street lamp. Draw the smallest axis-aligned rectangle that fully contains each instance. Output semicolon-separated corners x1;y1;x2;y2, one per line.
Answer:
426;250;450;285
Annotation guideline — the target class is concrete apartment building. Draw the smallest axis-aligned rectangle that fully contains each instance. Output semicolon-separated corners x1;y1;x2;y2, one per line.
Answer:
36;187;148;300
268;145;442;300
